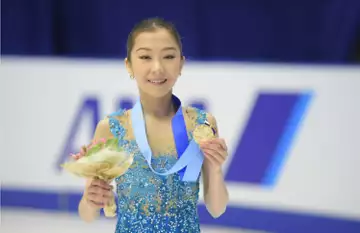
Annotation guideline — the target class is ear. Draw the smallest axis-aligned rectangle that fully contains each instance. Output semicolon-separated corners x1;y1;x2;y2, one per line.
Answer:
124;57;133;76
179;56;185;75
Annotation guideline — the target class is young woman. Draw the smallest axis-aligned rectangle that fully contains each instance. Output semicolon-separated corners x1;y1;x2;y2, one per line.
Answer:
77;17;229;233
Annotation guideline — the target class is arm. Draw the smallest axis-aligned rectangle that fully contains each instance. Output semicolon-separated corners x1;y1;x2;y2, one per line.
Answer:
201;115;229;218
78;118;114;222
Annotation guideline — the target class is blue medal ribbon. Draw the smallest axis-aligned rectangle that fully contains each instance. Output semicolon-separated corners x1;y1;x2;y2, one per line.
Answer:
131;95;204;182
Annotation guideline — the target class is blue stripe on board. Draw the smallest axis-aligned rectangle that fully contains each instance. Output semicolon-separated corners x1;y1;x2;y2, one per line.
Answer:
2;188;360;233
198;204;360;233
225;93;300;184
262;92;313;186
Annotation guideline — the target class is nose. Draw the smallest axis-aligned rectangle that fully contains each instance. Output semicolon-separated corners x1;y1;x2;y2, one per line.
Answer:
151;59;164;75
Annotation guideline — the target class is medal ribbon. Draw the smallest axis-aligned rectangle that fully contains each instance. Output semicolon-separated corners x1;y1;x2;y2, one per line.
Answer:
131;95;204;182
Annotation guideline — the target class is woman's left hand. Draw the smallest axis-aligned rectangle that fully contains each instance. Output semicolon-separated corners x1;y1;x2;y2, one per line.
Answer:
200;138;228;171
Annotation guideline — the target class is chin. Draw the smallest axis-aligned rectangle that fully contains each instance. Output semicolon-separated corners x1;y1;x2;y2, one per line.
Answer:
150;90;172;98
142;88;173;98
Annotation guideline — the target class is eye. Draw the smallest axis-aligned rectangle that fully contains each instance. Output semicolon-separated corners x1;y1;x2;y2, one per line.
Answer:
139;55;151;60
164;55;175;59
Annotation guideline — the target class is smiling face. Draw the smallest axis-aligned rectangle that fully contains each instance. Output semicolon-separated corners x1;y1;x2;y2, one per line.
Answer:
125;28;184;98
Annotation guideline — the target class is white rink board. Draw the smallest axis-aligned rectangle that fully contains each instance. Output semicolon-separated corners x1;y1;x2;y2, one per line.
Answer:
1;57;360;232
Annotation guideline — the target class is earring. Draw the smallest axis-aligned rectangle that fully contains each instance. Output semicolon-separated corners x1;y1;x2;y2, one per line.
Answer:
130;74;134;79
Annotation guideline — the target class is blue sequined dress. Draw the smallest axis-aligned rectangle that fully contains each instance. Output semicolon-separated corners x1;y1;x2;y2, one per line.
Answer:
108;106;209;233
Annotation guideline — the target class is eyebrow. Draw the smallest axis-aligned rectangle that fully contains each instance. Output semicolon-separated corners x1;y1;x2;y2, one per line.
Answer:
136;47;177;52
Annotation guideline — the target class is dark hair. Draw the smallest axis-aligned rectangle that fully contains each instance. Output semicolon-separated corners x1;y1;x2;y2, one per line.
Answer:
126;17;183;61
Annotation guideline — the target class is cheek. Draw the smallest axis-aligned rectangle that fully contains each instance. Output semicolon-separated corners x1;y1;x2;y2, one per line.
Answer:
132;64;149;79
132;60;181;79
165;64;181;78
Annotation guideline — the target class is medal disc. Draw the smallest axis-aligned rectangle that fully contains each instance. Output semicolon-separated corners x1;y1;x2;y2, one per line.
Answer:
193;124;215;144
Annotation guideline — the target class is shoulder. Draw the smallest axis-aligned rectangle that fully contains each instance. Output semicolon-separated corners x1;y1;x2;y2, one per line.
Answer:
184;106;216;121
93;109;129;140
107;108;130;126
93;118;112;140
184;106;218;129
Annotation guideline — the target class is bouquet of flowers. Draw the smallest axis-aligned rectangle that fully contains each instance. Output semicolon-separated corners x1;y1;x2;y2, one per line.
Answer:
61;138;133;217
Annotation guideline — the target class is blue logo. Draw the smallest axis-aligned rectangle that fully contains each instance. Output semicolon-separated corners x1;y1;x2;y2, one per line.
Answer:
225;91;313;187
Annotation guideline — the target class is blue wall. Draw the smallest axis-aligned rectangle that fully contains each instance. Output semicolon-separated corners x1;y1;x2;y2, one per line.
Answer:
2;0;360;63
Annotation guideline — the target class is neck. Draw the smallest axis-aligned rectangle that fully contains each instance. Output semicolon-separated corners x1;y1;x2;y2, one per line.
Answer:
139;90;175;118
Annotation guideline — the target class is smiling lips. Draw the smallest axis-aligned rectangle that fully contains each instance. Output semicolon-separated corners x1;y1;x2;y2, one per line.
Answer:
148;79;167;85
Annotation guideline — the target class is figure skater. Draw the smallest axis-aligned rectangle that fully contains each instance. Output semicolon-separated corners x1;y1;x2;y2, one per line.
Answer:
77;17;229;233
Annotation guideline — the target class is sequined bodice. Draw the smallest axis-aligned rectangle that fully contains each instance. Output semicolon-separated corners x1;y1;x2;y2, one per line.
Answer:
108;107;207;233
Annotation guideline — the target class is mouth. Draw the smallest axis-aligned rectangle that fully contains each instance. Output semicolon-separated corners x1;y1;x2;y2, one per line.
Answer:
148;79;167;85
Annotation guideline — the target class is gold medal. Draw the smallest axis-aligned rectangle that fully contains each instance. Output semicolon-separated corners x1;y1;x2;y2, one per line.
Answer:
193;122;216;144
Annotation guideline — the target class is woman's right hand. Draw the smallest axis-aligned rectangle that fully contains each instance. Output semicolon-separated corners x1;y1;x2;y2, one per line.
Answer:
84;178;113;210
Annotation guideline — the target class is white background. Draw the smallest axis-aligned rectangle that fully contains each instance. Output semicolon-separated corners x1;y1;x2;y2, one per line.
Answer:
1;57;360;232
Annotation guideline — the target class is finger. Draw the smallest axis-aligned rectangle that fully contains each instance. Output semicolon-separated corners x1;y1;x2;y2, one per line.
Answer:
206;145;228;160
91;196;113;208
203;149;225;164
87;192;103;202
88;186;113;197
201;143;222;154
203;151;223;167
207;138;228;151
87;187;98;195
87;192;112;204
87;186;102;195
88;200;104;208
86;195;106;208
203;152;217;166
218;138;228;151
91;179;112;190
201;141;228;160
102;191;113;199
87;194;104;205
